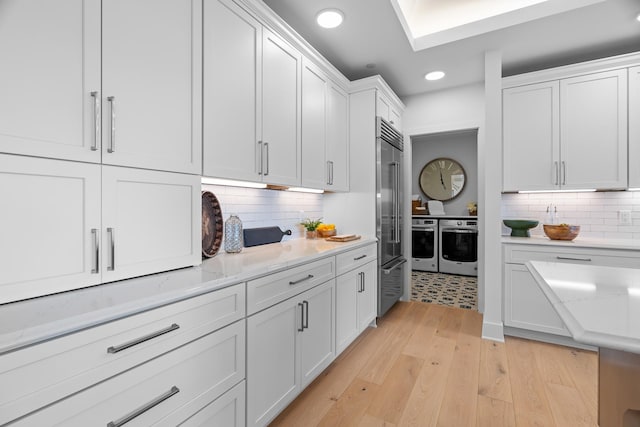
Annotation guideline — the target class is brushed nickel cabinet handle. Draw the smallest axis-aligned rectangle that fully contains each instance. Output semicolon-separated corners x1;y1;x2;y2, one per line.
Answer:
554;161;559;186
107;323;180;354
354;254;367;261
107;227;115;271
556;256;592;262
298;302;304;332
326;160;331;185
107;96;116;153
90;91;100;151
257;141;263;175
91;228;99;274
361;271;365;292
562;161;566;185
289;274;313;285
303;300;309;330
107;386;180;427
264;142;269;176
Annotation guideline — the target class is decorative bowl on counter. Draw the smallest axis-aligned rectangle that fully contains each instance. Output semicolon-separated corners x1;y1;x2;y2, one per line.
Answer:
503;219;539;237
543;224;580;241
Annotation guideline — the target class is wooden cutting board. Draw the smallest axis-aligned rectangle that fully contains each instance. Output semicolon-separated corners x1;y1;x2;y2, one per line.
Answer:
326;234;361;242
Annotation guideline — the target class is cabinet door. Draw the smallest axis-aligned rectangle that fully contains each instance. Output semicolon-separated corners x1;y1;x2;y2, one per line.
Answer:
503;81;560;191
179;381;245;427
301;60;328;189
101;0;201;174
503;263;569;336
299;281;335;388
262;29;301;186
247;297;299;427
358;260;378;332
0;155;101;304
203;0;262;182
560;69;627;190
335;271;358;355
390;108;402;131
0;0;101;163
101;166;200;283
376;93;390;121
629;66;640;189
326;83;349;191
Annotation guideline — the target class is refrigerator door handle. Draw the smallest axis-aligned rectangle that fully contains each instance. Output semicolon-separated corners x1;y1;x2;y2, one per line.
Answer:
382;257;407;274
391;161;401;244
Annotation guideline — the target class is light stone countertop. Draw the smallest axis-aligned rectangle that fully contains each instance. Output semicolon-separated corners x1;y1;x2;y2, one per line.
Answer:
0;237;376;354
527;260;640;354
502;235;640;251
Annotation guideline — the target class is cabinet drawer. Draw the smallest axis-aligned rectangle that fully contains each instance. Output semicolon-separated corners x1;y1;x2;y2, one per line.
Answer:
504;244;640;268
178;380;245;427
247;257;335;315
336;243;377;276
15;320;246;426
0;283;245;425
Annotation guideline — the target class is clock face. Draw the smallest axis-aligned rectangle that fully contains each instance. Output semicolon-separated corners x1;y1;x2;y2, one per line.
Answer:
419;158;466;201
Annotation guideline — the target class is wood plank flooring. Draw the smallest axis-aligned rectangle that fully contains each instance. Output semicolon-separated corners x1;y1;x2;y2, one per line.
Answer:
271;301;598;427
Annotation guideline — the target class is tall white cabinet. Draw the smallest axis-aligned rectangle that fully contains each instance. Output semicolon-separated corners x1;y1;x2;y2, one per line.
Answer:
630;66;640;189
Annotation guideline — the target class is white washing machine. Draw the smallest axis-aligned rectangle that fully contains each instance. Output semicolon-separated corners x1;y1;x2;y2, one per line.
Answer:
411;218;438;272
439;219;478;276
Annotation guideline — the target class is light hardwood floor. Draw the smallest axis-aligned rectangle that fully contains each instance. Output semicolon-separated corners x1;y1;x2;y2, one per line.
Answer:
271;301;598;427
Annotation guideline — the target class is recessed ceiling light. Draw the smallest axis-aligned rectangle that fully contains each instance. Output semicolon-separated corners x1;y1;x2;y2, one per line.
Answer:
636;13;640;22
425;71;445;81
316;9;344;29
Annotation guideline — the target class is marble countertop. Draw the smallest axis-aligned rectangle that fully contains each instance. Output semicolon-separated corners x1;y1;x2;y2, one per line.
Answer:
527;260;640;354
0;237;376;354
502;235;640;251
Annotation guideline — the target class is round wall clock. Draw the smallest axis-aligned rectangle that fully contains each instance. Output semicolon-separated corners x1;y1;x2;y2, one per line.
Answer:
419;157;466;201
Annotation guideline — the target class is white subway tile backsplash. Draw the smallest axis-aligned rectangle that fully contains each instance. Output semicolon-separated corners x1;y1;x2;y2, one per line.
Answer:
501;191;640;241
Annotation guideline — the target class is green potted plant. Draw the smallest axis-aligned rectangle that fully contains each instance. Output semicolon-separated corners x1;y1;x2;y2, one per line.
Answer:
300;217;322;239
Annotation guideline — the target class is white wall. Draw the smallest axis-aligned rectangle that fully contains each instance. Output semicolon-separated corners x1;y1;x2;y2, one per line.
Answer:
201;184;323;240
411;130;478;216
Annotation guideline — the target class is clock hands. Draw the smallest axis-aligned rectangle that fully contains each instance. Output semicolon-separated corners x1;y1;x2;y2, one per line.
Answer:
439;169;446;190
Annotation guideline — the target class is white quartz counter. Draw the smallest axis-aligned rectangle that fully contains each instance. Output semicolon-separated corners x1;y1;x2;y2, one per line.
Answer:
527;260;640;354
502;235;640;251
0;237;376;354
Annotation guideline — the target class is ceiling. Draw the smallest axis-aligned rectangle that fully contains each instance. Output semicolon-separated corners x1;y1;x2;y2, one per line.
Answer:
262;0;640;98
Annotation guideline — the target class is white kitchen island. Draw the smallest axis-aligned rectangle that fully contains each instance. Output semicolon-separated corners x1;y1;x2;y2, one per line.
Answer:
527;261;640;427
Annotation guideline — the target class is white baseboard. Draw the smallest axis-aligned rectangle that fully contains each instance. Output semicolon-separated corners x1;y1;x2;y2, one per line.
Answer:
482;320;505;342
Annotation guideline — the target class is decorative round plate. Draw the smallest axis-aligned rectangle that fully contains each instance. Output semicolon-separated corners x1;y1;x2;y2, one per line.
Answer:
202;191;223;258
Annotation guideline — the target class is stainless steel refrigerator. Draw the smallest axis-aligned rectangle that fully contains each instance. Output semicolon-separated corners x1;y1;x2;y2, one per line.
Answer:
376;117;406;316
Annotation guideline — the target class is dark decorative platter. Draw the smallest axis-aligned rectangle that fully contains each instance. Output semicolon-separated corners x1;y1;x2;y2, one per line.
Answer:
202;191;223;258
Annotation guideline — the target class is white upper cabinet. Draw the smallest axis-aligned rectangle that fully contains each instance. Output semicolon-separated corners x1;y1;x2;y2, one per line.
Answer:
326;83;349;191
101;0;201;174
0;0;101;163
503;81;560;192
503;67;628;191
0;0;201;174
203;0;262;182
261;28;302;186
560;69;627;190
0;155;101;303
629;66;640;189
301;60;328;189
376;92;402;131
203;3;301;186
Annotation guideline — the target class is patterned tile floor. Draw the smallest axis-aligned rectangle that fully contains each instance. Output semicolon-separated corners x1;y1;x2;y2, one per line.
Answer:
411;271;478;310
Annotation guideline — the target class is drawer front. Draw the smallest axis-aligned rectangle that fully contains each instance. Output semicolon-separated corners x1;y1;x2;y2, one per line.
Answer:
247;257;335;315
504;244;640;268
15;320;246;427
336;243;377;277
0;283;245;425
178;380;245;427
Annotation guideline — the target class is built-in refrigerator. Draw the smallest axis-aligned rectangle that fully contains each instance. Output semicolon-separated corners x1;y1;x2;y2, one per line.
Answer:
376;117;407;316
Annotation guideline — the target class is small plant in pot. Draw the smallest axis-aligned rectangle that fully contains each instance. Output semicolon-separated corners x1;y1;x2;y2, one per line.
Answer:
300;218;322;239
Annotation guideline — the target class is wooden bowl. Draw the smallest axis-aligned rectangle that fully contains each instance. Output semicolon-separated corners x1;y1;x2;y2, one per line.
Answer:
543;224;580;241
318;228;337;238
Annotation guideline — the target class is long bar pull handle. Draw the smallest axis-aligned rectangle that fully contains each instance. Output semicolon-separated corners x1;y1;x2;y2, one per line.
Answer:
91;228;99;274
303;300;309;330
562;161;566;185
107;96;116;153
107;227;115;271
257;141;263;175
361;271;365;292
289;274;314;285
556;256;592;262
326;161;331;185
328;161;334;185
90;91;100;151
354;254;367;261
264;142;269;176
107;323;180;354
357;272;363;293
107;386;180;427
554;161;559;186
298;302;304;332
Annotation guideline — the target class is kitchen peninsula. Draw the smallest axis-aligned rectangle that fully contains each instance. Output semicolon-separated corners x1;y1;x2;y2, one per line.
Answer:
527;261;640;427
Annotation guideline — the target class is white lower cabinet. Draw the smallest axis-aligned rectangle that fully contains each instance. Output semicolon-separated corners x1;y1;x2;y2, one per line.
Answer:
247;279;335;427
179;380;245;427
0;155;200;304
15;319;245;426
336;259;377;355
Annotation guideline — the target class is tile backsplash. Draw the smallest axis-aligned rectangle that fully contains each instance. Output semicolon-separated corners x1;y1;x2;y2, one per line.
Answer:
501;191;640;240
201;184;323;241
